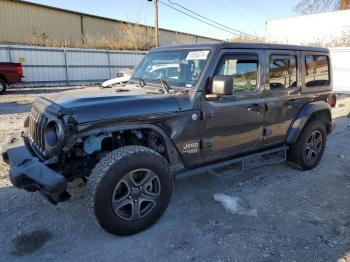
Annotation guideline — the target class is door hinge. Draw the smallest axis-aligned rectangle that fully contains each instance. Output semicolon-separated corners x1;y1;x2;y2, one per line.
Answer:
201;110;214;120
264;103;268;112
201;138;213;150
263;127;272;137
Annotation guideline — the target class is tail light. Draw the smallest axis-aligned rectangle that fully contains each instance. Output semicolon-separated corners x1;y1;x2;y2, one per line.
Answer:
328;93;337;108
16;65;23;77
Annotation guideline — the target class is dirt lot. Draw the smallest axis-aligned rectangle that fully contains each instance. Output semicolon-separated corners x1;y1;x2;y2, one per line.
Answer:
0;87;350;262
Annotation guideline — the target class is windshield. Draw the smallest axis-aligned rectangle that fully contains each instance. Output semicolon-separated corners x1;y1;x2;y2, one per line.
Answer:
132;49;210;88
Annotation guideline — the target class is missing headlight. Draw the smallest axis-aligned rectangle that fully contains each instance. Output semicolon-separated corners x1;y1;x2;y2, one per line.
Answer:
45;120;63;148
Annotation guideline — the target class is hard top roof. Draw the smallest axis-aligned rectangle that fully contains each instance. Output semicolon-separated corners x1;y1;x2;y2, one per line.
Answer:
152;42;329;53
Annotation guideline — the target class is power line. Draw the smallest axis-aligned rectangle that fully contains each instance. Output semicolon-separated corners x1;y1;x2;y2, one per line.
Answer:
159;0;245;36
243;0;281;17
211;0;265;28
166;0;251;36
223;0;268;18
158;0;252;36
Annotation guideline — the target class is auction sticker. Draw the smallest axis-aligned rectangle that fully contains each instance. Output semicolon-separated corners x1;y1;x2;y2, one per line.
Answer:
186;50;210;60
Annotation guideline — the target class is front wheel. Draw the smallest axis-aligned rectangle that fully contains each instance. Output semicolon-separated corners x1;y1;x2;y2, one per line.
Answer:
288;119;327;170
0;79;8;95
87;146;173;236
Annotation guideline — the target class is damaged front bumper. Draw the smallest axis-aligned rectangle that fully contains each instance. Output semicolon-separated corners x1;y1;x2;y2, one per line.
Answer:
1;132;70;204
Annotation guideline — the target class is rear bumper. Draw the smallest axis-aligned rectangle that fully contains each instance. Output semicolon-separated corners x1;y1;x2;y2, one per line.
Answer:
1;132;69;204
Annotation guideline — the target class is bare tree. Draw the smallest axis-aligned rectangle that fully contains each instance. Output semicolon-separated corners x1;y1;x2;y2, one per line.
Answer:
295;0;342;15
340;0;350;9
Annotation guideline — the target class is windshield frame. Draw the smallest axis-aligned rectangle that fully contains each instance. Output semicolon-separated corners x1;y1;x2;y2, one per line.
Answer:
131;48;213;90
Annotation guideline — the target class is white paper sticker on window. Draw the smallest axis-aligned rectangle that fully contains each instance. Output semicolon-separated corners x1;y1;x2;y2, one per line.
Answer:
186;50;210;60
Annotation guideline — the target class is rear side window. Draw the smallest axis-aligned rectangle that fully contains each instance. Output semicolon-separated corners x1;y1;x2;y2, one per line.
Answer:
217;55;258;93
269;55;297;90
304;55;330;87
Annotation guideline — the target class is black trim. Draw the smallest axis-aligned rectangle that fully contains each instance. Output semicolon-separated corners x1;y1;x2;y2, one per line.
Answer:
286;101;332;144
154;42;329;53
176;146;288;180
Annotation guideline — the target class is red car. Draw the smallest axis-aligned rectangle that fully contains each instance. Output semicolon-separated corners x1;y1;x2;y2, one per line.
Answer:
0;62;24;94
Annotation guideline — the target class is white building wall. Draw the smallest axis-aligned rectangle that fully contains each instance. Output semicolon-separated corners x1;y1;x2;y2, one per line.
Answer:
266;10;350;45
330;47;350;93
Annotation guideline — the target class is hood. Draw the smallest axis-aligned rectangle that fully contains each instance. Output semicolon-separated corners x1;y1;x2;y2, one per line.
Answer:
49;87;182;123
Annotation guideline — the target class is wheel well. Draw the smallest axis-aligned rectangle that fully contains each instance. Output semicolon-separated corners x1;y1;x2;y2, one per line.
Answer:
63;128;171;179
106;128;169;157
287;108;332;144
100;128;169;159
308;109;332;134
0;73;7;83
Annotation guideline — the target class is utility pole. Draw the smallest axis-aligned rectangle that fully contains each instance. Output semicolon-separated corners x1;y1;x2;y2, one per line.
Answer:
148;0;159;47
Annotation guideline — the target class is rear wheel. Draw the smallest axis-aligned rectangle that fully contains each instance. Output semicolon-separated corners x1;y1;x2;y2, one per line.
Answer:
87;146;173;236
288;119;327;170
0;79;8;95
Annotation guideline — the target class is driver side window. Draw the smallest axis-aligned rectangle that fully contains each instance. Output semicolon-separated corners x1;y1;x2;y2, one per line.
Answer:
217;55;259;93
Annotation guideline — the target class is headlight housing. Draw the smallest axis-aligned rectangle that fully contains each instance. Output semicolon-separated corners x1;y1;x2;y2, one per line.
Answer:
44;120;64;154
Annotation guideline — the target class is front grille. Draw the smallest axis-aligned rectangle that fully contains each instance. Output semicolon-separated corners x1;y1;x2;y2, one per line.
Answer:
28;105;49;158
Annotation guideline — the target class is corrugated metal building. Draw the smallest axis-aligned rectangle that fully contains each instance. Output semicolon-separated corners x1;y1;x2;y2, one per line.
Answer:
0;44;146;87
0;0;220;48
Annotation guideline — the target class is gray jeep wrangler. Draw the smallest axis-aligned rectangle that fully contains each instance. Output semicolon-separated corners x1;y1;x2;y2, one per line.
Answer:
2;43;336;235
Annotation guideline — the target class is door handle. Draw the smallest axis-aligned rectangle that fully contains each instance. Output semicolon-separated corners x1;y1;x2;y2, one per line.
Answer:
201;110;214;120
247;104;263;113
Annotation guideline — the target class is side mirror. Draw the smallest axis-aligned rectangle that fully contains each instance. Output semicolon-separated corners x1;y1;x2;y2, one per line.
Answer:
210;75;234;96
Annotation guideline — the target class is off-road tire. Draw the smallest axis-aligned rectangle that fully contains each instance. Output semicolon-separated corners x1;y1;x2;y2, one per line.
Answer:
0;79;8;95
288;119;327;170
87;145;173;236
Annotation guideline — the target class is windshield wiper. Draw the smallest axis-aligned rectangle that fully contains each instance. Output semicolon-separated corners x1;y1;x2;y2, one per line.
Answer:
131;77;172;94
159;79;170;94
136;77;146;87
129;77;146;87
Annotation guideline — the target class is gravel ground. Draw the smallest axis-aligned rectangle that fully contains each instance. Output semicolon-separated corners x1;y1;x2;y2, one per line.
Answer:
0;86;350;262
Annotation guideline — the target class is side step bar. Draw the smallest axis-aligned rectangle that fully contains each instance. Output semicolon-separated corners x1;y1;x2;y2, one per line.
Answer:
176;146;289;180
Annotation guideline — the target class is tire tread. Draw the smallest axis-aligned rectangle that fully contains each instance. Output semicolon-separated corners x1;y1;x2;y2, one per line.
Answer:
288;119;327;170
87;145;172;235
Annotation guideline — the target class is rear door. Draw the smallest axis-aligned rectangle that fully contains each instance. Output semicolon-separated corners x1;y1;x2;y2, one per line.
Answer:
200;49;266;162
263;50;303;145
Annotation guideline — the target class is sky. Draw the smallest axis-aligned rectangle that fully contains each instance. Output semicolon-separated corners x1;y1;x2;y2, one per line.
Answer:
27;0;301;39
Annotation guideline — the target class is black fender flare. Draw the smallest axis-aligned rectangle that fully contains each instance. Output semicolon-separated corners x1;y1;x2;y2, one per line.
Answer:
286;101;332;144
63;123;184;170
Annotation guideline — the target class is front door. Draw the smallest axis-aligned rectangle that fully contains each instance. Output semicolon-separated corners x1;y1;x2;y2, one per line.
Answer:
201;50;266;162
